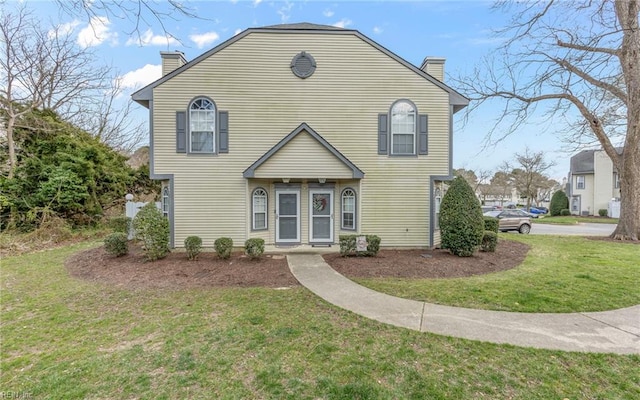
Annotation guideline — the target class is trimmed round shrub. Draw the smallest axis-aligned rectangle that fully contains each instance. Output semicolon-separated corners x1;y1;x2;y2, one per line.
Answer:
104;232;129;257
483;216;499;233
184;236;202;260
132;202;169;261
245;238;265;259
560;209;571;216
214;237;233;259
550;190;569;216
480;231;498;252
339;234;381;257
108;216;131;234
598;209;607;217
439;176;484;257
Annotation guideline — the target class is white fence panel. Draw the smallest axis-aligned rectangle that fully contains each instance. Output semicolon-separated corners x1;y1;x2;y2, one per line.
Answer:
608;200;621;218
125;201;161;239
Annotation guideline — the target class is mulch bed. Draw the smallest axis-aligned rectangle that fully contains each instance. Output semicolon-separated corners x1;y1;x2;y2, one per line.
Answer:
66;239;530;289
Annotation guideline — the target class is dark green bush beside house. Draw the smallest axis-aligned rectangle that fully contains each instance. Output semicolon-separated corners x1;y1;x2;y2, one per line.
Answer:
104;232;129;257
244;238;265;259
214;237;233;259
439;176;484;257
598;209;607;217
481;231;498;252
132;203;169;261
339;234;381;257
184;236;202;260
483;216;499;233
550;190;570;216
561;209;571;216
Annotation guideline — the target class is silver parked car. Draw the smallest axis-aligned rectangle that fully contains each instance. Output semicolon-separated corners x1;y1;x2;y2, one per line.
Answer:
484;210;532;234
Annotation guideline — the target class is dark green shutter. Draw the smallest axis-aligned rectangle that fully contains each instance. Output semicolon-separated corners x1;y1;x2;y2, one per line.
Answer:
176;111;186;153
378;113;388;155
219;111;229;153
418;114;428;155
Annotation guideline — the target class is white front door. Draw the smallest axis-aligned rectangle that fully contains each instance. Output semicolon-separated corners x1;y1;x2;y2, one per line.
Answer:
309;189;333;243
276;190;300;243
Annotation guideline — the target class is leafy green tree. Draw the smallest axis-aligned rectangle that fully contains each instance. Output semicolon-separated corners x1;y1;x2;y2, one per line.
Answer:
439;176;484;257
1;108;134;228
550;190;570;217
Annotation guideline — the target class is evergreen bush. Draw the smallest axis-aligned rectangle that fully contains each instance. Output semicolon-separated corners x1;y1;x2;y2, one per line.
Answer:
598;209;608;217
214;237;233;259
339;234;381;257
560;209;571;216
439;176;484;257
109;216;131;234
104;232;129;257
244;238;265;259
132;203;169;261
483;216;499;233
549;190;569;216
480;231;498;252
184;236;202;260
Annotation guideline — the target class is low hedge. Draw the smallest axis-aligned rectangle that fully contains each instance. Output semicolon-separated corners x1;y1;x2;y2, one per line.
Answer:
481;230;498;252
245;238;265;259
214;237;233;259
184;236;202;260
560;209;571;216
104;232;129;257
339;234;381;257
483;216;499;233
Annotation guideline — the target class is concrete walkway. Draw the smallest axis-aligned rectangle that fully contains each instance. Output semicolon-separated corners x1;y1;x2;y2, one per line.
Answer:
287;254;640;355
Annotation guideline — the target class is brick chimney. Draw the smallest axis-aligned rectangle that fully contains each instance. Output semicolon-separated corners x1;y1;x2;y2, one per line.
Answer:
420;56;446;81
160;51;187;76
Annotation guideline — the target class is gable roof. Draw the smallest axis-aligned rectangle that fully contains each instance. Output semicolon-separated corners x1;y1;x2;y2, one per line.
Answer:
132;23;469;111
243;123;364;179
570;147;623;174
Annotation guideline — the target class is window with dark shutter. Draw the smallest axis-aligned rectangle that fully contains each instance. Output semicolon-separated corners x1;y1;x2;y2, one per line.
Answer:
176;111;186;153
378;113;388;155
219;111;229;153
418;114;428;155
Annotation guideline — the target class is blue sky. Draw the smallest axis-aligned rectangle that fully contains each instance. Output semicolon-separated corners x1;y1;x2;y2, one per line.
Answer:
24;0;572;180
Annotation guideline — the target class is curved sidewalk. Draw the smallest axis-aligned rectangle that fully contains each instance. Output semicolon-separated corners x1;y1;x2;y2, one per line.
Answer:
287;254;640;355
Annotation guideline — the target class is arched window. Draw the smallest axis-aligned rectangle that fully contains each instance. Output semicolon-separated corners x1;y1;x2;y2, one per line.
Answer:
341;188;356;230
390;100;416;155
252;188;268;230
162;186;170;218
189;97;215;153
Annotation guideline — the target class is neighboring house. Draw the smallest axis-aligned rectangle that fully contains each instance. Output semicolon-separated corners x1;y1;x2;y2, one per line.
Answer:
132;23;468;249
567;149;622;216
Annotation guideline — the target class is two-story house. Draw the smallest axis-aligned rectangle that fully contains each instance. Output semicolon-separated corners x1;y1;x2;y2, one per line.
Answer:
132;23;468;249
568;149;622;216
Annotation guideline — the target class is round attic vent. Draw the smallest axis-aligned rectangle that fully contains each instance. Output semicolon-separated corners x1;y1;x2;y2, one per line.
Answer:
291;51;316;79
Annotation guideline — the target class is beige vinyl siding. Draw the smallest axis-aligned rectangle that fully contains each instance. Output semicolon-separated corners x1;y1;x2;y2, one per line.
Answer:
152;32;451;247
254;131;354;179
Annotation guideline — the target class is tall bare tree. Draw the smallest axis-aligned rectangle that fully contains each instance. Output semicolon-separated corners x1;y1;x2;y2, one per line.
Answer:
502;149;555;210
1;5;110;178
454;0;639;240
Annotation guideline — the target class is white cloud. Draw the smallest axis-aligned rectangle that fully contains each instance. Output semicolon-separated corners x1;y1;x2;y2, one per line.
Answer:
253;0;262;6
278;1;294;23
323;9;334;17
332;19;352;29
51;20;81;39
189;31;220;49
77;16;117;48
234;28;243;36
118;64;162;92
373;26;383;34
126;29;179;47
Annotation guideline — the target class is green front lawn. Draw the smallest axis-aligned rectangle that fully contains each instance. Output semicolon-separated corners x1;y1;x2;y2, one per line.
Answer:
535;216;619;225
1;242;639;399
354;235;639;313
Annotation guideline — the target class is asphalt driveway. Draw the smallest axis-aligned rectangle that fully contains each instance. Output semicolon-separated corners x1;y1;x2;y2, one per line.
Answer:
530;223;616;236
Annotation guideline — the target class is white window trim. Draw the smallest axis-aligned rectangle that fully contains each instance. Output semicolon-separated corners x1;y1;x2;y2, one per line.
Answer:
390;100;417;156
252;188;268;231
341;188;356;230
576;175;585;190
189;97;216;154
162;187;170;218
